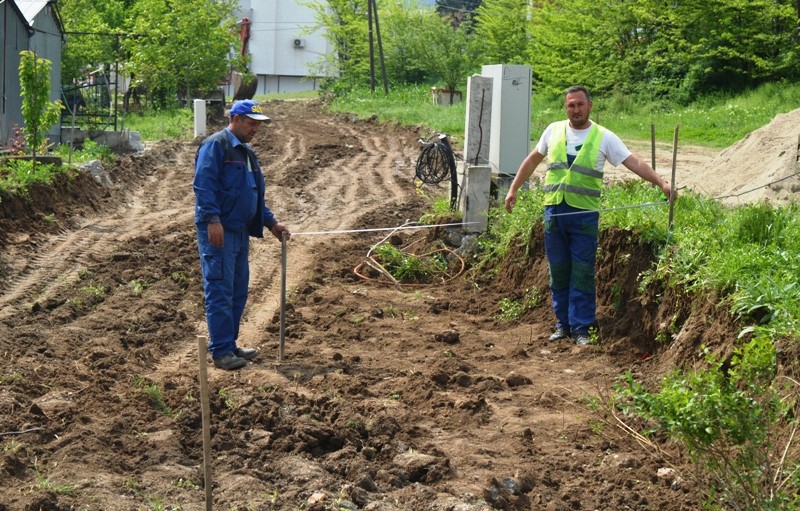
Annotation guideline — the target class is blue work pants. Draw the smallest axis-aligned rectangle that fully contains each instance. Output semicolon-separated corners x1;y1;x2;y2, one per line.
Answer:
543;202;599;335
196;225;250;358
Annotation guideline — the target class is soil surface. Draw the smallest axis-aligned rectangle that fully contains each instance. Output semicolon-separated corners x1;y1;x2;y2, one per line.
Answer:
0;99;789;510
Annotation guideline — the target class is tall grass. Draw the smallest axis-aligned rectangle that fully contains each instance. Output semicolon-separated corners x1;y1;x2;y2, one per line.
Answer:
122;108;194;141
331;81;800;148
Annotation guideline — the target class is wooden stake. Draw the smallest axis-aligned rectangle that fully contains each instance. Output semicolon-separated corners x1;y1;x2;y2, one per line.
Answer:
669;124;679;230
197;335;213;511
651;123;656;171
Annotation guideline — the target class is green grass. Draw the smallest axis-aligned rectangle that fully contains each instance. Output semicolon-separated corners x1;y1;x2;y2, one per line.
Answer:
253;90;320;102
330;80;800;149
54;138;114;165
122;108;194;141
327;85;467;143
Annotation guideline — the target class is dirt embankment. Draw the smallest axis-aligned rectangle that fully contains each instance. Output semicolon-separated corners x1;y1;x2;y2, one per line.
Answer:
0;100;789;510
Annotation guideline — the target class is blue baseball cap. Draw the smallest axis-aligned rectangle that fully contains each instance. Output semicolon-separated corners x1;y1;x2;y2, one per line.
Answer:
229;100;270;122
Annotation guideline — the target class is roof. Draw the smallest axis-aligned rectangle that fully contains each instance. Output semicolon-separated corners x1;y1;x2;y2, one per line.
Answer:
12;0;64;36
14;0;48;25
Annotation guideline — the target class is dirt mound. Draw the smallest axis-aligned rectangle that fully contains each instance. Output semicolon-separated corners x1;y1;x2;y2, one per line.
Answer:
679;109;800;205
0;99;743;510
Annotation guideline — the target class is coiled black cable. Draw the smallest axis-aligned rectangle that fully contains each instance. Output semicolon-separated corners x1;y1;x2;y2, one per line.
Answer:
415;134;458;209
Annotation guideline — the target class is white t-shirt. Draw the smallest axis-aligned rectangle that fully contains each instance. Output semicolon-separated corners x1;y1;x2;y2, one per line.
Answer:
536;121;631;171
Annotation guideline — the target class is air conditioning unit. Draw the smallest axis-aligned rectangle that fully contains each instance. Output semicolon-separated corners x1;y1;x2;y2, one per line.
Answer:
293;38;305;48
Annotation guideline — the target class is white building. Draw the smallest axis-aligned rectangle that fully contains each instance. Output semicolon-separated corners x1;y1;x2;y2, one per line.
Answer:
228;0;334;97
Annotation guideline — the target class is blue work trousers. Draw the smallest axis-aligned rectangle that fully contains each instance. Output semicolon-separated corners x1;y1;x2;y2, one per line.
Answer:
196;225;250;358
543;202;599;335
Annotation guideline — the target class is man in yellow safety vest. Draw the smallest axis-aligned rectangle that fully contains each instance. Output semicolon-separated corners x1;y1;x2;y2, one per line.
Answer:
504;85;673;346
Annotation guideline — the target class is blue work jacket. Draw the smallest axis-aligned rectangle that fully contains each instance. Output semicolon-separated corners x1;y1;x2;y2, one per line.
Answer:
193;128;277;238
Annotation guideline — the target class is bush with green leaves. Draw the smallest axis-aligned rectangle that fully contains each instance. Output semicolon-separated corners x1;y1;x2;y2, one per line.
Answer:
0;159;62;196
55;139;115;165
614;337;800;510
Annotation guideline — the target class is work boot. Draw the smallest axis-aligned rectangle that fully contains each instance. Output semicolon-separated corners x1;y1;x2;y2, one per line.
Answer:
573;334;592;346
213;352;247;370
234;347;257;360
548;327;570;341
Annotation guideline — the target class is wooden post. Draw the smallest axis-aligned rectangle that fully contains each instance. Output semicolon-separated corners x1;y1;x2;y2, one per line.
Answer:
669;125;679;230
197;336;213;511
651;124;656;171
279;232;287;361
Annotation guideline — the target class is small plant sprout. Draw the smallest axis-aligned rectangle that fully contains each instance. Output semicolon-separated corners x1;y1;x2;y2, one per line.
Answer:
0;370;22;384
170;272;191;286
133;375;174;417
496;287;545;321
81;284;107;299
129;279;148;296
174;478;198;490
218;387;239;410
33;460;76;497
588;326;600;345
2;438;24;454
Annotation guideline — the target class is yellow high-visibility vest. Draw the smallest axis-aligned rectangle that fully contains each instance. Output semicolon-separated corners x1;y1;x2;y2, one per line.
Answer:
543;121;605;210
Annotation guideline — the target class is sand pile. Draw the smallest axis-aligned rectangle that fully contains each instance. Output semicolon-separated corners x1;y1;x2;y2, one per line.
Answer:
683;109;800;206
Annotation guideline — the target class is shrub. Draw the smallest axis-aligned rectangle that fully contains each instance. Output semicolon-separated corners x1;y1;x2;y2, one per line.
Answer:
614;337;800;510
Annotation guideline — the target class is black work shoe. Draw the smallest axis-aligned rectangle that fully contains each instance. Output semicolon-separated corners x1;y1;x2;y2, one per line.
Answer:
573;334;592;346
548;327;570;341
213;352;247;370
234;347;257;360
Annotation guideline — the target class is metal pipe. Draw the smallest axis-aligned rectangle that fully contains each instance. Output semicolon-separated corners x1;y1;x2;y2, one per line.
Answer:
279;231;287;361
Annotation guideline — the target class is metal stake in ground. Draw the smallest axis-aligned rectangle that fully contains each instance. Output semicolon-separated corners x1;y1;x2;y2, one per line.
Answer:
197;335;213;510
280;231;287;361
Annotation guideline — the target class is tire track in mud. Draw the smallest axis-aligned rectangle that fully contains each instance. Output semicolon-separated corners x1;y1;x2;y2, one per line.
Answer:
0;144;195;322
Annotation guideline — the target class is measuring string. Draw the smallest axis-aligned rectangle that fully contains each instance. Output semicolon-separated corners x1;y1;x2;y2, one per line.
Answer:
290;221;476;237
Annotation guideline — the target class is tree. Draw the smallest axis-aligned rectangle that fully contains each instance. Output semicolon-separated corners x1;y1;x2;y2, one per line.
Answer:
60;0;240;109
473;0;531;66
381;0;442;83
59;0;130;85
417;16;478;102
303;0;372;87
436;0;481;27
124;0;239;107
530;0;800;102
18;51;64;155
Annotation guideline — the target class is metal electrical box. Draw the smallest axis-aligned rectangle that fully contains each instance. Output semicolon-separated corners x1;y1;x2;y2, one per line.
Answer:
481;64;532;178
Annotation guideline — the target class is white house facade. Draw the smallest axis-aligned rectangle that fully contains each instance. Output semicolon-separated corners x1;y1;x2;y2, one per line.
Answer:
228;0;334;97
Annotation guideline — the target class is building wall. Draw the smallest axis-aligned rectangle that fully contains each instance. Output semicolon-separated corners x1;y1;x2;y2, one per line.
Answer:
225;0;333;97
1;0;63;146
1;0;29;146
28;3;64;143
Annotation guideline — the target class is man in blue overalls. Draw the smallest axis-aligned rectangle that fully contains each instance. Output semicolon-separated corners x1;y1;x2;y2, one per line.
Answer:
194;100;291;369
504;86;673;346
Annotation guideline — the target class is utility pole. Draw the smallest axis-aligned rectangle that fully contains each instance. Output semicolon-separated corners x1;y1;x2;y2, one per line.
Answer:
367;0;375;92
371;0;388;94
367;0;388;95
